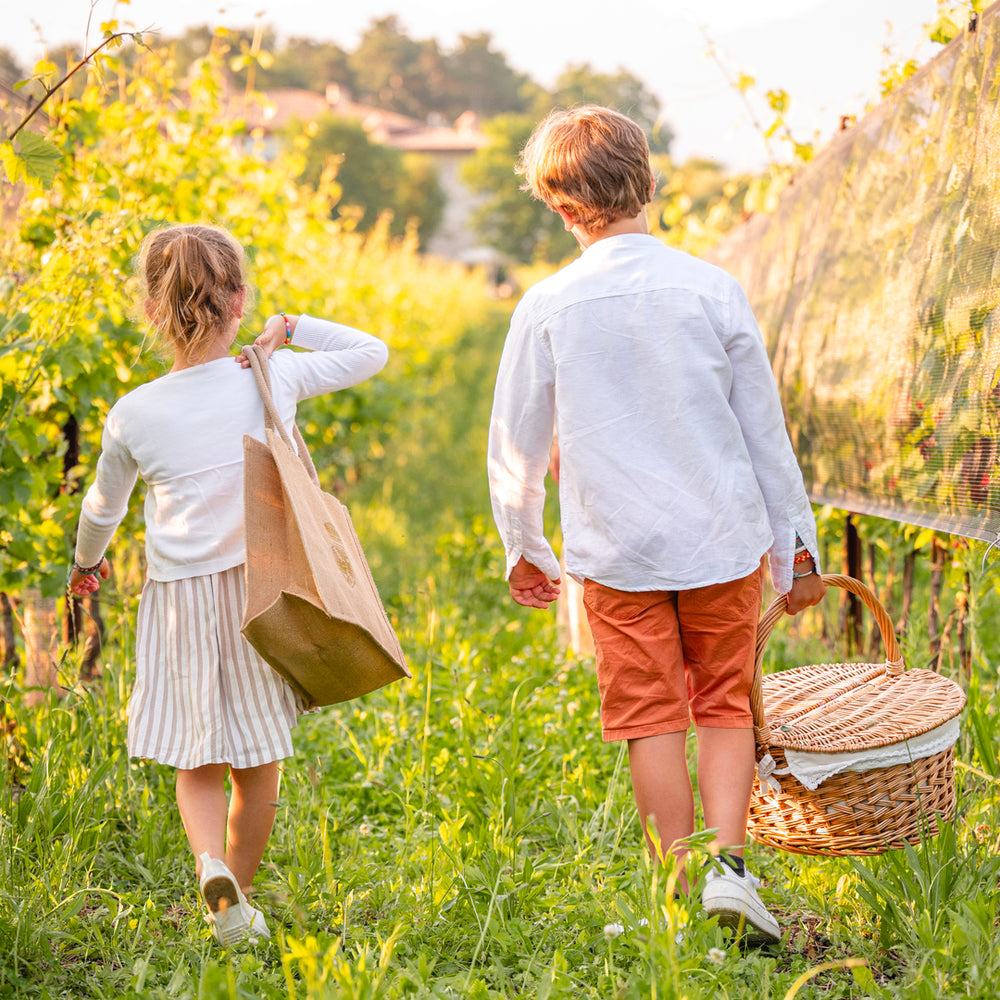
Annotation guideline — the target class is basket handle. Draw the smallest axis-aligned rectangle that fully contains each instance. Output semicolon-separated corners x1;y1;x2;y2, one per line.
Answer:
751;574;904;752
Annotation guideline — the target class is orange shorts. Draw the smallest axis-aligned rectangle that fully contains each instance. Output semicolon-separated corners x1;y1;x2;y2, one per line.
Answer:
582;566;763;742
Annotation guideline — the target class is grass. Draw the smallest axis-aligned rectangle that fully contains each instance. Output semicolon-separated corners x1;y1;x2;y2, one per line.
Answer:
3;304;1000;998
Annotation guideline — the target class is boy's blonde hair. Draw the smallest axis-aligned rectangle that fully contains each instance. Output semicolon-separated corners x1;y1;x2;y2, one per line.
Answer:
137;224;251;362
518;105;654;231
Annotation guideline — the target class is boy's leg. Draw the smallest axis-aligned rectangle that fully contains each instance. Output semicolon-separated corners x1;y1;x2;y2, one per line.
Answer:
679;567;762;857
695;725;755;855
226;761;280;892
175;763;230;877
582;581;693;867
627;731;694;866
679;571;781;943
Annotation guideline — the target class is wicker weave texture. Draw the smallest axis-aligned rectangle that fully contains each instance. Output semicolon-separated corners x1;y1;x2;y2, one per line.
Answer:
749;574;965;856
748;746;957;856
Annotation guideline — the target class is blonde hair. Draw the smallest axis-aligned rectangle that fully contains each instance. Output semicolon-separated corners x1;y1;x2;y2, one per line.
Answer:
137;224;249;362
518;105;653;231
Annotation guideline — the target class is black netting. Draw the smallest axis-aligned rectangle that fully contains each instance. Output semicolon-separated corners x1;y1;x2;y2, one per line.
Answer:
708;3;1000;543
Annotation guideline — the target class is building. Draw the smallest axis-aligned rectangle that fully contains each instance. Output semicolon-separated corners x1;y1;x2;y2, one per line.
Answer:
234;84;497;262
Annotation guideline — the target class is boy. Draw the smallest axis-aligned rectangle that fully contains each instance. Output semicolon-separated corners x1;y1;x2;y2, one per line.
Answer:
486;106;825;944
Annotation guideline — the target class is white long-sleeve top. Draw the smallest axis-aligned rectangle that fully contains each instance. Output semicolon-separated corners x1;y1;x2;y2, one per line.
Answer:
487;233;819;595
75;314;388;581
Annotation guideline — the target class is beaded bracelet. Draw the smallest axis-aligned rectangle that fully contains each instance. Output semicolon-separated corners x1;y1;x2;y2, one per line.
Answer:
72;556;105;576
793;550;813;563
792;567;819;579
280;312;292;345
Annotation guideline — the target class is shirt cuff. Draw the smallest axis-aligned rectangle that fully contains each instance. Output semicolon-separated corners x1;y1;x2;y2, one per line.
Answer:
769;521;821;594
504;545;562;583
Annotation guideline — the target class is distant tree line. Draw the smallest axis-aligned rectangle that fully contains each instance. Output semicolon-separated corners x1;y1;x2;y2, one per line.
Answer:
2;16;678;261
158;16;671;143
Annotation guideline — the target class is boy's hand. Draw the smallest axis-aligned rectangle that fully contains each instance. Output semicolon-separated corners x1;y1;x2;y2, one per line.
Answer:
785;566;825;615
508;556;561;608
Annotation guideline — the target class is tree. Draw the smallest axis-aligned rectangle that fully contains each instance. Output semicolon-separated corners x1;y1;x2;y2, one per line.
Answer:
440;34;531;119
256;37;353;92
540;63;673;153
461;114;576;265
296;115;444;247
0;48;26;83
395;152;446;247
348;16;445;120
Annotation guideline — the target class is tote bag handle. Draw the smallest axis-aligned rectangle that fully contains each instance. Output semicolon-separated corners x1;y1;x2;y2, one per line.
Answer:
242;343;321;487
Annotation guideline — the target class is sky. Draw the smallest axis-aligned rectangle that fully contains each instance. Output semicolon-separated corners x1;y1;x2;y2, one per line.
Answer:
4;0;948;171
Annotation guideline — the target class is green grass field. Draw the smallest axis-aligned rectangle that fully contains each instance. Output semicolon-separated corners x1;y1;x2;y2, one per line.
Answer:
3;307;999;1000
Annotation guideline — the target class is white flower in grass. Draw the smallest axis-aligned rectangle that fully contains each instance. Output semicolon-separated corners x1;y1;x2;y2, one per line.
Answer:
707;947;726;965
359;823;371;836
604;922;625;938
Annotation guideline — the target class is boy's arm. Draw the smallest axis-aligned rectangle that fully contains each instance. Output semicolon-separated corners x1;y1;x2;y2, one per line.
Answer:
487;305;562;599
723;283;821;597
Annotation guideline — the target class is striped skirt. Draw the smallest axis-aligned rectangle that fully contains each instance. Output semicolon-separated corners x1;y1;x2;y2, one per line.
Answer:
128;565;302;770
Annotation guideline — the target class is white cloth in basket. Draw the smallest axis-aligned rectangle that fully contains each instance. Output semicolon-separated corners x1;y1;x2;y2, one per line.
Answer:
781;716;961;791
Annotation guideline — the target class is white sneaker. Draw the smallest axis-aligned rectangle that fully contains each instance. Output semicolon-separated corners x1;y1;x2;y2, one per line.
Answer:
199;853;262;947
246;903;271;943
701;860;780;945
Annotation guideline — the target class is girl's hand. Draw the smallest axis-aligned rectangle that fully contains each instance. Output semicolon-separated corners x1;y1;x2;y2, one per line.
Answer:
235;313;298;367
68;557;111;597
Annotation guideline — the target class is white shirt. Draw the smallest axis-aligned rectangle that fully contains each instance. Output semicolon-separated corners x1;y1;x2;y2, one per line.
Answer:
75;315;388;581
487;233;819;594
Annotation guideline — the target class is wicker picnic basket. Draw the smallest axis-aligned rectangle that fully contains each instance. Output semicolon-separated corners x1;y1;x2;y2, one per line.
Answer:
748;574;966;856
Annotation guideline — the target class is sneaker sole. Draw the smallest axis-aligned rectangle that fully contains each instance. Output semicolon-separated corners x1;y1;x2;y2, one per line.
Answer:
202;873;240;913
709;906;780;944
212;906;251;947
703;893;780;944
202;875;250;947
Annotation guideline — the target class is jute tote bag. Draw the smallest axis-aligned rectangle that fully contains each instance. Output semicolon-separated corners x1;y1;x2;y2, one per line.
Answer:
240;344;410;707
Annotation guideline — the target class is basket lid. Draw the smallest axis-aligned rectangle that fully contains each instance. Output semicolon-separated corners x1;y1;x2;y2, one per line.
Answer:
752;576;967;755
761;662;966;753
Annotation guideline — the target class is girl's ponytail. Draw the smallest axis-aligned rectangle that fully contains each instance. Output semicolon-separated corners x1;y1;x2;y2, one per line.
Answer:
138;224;249;362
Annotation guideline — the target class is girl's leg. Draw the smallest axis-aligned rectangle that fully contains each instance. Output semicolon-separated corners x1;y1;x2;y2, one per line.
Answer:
627;731;694;868
695;725;755;856
175;763;230;878
226;761;280;892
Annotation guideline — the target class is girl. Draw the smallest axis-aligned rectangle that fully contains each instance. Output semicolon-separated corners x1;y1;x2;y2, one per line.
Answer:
68;223;389;947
